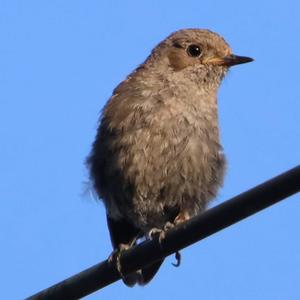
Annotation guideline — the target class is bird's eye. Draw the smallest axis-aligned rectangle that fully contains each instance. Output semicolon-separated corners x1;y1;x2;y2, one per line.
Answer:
187;44;202;57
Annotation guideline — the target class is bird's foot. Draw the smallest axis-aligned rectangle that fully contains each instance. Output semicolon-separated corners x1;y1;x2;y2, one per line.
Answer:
167;211;190;268
163;221;175;231
108;243;129;278
148;227;165;243
174;211;190;225
108;241;138;280
148;222;181;266
148;221;174;244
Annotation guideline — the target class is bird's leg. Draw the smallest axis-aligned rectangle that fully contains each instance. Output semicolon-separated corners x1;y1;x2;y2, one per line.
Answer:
108;237;138;279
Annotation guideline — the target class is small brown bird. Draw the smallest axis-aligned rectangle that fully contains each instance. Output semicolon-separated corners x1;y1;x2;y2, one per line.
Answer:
87;28;253;286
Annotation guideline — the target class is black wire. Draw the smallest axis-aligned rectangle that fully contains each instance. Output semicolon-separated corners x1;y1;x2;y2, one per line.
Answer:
26;165;300;300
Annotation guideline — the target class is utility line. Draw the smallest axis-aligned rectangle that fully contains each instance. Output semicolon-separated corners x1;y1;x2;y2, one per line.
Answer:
27;165;300;300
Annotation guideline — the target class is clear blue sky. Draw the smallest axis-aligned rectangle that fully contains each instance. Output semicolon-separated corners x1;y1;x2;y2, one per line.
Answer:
1;1;299;299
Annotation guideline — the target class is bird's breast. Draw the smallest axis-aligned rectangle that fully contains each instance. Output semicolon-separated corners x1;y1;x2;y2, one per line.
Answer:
113;102;225;230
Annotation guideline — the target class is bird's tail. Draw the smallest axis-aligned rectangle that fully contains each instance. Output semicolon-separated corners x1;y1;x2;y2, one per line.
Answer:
138;258;164;285
122;258;164;287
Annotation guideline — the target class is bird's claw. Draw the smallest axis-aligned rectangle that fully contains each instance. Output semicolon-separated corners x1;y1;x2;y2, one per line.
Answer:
171;251;181;267
149;228;165;243
163;221;175;231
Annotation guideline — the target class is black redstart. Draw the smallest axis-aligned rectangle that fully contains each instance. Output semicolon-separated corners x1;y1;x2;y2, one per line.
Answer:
87;28;253;286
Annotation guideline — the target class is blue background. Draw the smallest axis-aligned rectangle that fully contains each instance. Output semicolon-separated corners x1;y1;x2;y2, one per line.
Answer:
1;1;299;299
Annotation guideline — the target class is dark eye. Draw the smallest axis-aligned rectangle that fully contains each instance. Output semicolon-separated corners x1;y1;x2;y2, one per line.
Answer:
187;44;202;57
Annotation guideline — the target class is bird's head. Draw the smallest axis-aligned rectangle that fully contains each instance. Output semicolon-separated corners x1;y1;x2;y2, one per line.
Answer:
146;29;253;88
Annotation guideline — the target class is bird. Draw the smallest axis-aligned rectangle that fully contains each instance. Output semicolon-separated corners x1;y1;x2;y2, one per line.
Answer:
87;28;253;286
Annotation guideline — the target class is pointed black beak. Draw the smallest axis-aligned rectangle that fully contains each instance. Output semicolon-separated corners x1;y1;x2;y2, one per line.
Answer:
223;54;254;67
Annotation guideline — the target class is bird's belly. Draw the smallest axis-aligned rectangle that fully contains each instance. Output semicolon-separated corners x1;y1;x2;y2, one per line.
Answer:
118;136;226;232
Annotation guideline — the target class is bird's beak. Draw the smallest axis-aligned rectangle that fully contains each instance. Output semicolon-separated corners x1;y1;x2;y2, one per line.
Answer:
206;54;254;67
221;54;254;67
